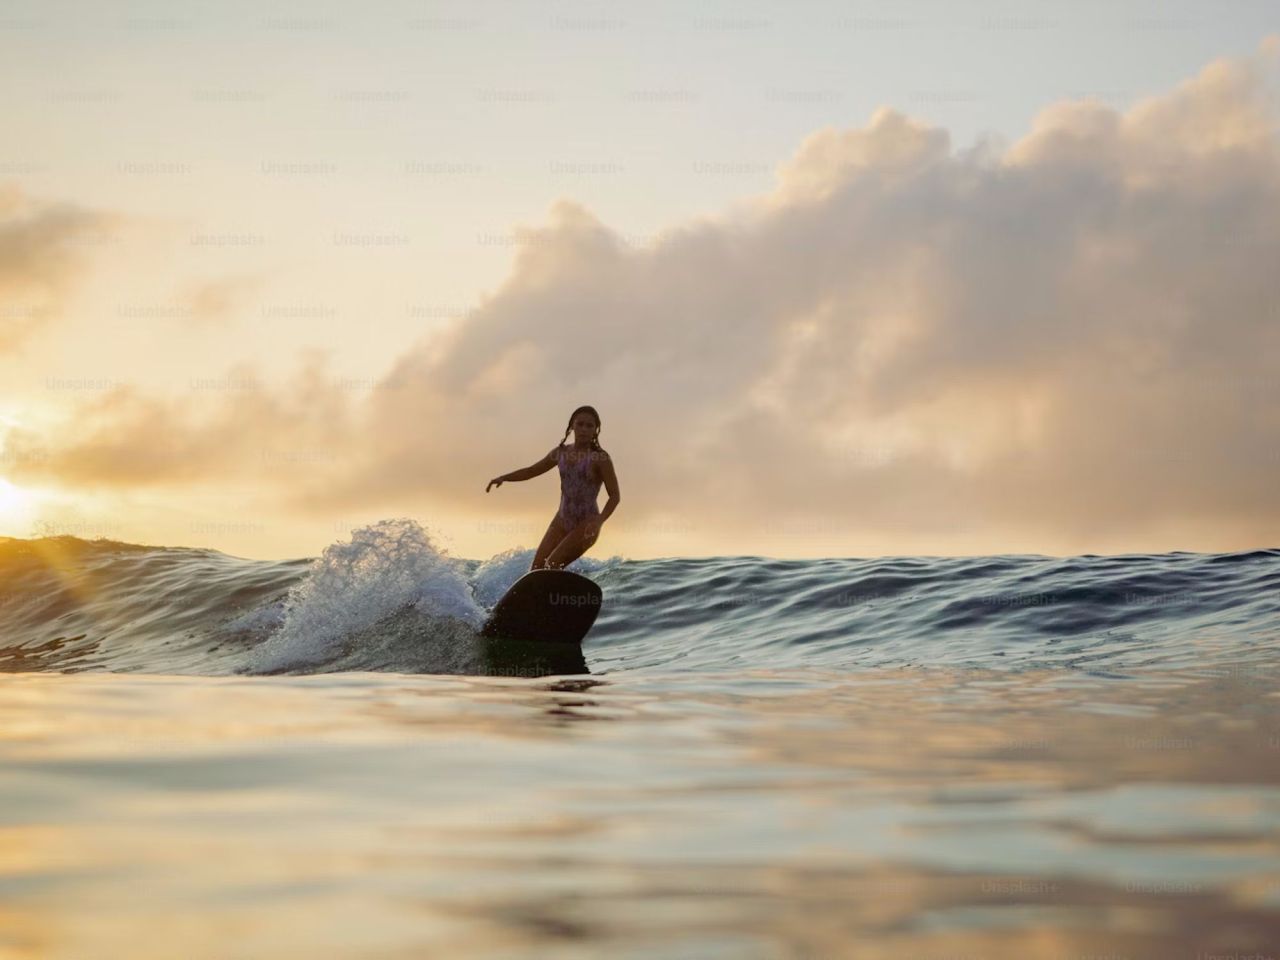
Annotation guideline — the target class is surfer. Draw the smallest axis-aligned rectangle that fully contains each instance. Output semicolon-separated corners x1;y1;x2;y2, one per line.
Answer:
486;405;621;571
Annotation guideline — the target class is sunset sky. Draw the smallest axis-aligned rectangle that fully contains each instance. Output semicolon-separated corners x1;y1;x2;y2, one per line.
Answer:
1;3;1277;561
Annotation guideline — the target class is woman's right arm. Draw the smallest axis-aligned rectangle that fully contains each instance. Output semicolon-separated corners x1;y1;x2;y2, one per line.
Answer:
487;448;558;491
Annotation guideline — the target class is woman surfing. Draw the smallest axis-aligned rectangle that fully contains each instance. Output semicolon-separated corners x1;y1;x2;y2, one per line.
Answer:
486;405;621;571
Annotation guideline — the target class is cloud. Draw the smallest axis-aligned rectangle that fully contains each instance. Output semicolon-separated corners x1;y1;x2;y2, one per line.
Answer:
8;37;1280;555
0;184;120;351
4;351;358;495
180;272;271;326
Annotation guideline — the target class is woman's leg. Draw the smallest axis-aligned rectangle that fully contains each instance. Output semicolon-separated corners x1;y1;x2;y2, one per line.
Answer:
530;514;570;571
544;517;600;570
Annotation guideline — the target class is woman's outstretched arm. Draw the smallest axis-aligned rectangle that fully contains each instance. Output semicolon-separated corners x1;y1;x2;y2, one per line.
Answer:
486;447;557;492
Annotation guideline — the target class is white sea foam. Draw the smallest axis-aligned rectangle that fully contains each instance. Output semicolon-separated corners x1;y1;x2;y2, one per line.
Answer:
246;518;484;673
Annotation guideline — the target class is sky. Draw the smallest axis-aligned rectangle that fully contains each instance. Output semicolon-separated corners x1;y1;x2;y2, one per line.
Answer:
0;1;1277;561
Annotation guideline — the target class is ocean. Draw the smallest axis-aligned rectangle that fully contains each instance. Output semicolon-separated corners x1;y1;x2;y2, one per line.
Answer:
1;518;1277;958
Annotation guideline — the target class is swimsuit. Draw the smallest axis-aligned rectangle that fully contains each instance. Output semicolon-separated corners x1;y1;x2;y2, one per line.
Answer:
556;446;602;527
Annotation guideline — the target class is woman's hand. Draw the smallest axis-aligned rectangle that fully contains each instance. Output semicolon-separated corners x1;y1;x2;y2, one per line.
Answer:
486;477;505;492
581;517;602;542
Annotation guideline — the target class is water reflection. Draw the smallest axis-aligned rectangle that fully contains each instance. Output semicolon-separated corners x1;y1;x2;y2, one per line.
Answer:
0;666;1275;958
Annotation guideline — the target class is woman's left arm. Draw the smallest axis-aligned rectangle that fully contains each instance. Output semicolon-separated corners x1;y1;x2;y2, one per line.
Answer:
596;455;621;525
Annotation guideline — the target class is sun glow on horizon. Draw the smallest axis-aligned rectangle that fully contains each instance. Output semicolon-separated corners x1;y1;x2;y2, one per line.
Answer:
0;478;41;535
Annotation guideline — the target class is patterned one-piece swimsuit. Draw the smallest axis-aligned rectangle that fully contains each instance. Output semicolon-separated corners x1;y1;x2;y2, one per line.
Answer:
556;447;602;528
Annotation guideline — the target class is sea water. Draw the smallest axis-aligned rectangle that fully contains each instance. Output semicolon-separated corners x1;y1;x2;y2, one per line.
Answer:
0;519;1277;958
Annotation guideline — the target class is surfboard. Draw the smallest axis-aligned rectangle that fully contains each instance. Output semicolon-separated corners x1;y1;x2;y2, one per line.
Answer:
478;569;602;677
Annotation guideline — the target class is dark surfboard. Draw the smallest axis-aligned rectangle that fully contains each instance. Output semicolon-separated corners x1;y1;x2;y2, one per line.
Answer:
478;569;602;677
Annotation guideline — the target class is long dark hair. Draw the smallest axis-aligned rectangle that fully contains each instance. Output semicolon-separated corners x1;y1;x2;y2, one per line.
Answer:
557;405;605;455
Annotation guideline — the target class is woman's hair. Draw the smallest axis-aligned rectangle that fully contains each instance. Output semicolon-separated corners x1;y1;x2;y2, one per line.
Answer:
558;405;604;453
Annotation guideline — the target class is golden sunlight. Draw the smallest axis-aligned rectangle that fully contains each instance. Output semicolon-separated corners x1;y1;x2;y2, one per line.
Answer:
0;478;37;534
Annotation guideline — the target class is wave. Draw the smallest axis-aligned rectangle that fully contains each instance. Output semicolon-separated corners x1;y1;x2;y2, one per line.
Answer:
0;523;1275;677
